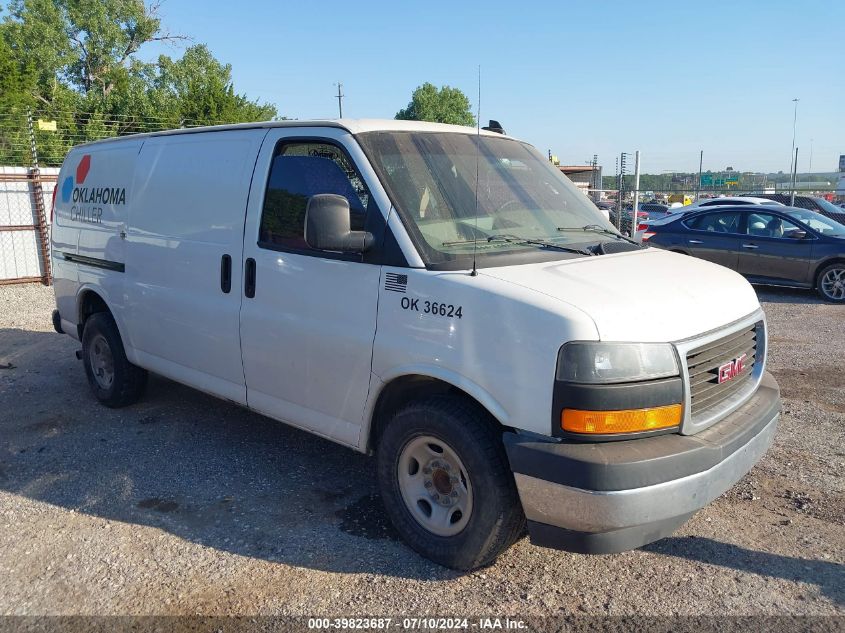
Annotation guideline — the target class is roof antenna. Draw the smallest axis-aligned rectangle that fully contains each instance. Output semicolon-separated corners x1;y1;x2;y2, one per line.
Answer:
471;65;481;277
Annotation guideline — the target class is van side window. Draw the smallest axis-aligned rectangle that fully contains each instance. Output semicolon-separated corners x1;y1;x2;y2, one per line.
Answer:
259;141;371;250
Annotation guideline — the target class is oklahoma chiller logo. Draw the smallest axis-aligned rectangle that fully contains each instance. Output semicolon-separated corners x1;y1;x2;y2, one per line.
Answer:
61;154;127;224
61;154;89;203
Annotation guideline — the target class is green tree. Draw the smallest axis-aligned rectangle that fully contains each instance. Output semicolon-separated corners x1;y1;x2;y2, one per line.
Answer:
0;34;34;110
395;82;475;126
0;33;37;162
0;0;278;164
155;45;276;126
2;0;181;104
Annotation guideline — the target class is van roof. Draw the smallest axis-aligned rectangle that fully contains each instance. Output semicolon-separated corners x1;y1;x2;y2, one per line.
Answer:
74;118;512;148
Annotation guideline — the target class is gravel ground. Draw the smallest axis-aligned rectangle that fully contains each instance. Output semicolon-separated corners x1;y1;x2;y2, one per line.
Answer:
0;283;842;617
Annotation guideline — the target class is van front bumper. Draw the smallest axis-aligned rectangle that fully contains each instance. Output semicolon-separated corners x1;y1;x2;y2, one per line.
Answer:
503;371;780;554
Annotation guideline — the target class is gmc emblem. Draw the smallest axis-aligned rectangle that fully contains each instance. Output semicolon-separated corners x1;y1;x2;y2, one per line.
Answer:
718;354;747;384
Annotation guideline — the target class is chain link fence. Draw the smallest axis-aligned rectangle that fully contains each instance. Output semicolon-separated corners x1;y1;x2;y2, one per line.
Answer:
0;109;236;167
0;166;56;285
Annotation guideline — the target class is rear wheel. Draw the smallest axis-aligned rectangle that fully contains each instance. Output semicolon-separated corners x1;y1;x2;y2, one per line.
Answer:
817;263;845;303
377;395;525;570
82;312;147;407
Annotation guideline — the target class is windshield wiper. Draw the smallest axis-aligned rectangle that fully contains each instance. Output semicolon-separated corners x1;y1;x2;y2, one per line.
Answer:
443;234;593;256
556;224;640;245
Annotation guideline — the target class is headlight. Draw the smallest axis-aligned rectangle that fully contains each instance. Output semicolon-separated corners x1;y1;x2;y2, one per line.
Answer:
556;342;679;384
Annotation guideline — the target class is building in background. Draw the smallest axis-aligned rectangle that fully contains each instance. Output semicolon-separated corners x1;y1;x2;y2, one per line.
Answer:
559;165;602;199
776;181;832;191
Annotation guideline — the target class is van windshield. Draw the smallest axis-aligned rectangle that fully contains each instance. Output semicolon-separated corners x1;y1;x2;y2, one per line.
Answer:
357;131;615;269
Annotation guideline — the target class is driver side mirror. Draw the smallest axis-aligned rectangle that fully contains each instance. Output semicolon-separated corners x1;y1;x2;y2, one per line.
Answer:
305;194;374;253
784;229;808;240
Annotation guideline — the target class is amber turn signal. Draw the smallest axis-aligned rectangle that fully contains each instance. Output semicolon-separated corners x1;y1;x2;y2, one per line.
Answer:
561;404;682;435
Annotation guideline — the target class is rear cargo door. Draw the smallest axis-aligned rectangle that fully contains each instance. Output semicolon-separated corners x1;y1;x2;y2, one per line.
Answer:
124;129;267;404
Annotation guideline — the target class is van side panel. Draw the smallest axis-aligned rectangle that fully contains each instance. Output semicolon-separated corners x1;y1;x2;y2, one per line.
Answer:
53;141;140;258
124;129;267;404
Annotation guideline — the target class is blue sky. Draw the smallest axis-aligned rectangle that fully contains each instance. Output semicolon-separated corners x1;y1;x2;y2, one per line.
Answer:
143;0;843;174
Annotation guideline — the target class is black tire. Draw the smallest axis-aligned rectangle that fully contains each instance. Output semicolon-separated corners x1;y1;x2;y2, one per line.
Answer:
81;312;147;407
376;394;525;570
816;262;845;303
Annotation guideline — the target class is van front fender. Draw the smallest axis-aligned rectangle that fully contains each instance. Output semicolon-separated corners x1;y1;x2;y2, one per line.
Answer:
361;364;511;451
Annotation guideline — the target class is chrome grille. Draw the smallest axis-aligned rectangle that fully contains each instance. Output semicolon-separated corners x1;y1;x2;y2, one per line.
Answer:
686;322;761;419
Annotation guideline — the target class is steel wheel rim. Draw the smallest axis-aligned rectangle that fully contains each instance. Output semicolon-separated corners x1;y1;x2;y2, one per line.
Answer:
89;333;115;389
397;435;473;537
821;267;845;300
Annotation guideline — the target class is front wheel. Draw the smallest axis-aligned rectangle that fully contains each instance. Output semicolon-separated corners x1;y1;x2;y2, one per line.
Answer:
817;263;845;303
377;395;525;570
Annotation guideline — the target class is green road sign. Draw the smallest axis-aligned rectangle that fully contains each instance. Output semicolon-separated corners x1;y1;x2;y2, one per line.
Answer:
701;173;738;188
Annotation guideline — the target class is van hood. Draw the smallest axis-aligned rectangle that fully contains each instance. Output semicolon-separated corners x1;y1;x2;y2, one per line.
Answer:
480;248;761;342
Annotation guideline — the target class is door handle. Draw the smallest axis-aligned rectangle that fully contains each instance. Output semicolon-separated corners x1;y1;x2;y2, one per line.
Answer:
688;239;703;244
742;243;759;249
220;254;232;293
244;258;256;298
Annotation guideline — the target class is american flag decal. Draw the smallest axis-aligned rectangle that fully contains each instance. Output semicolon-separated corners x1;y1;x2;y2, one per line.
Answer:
384;272;408;293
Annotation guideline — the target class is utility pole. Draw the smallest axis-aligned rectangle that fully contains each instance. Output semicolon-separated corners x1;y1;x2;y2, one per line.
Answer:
789;98;799;176
809;138;813;174
614;155;619;229
335;82;344;118
618;152;628;233
790;147;798;206
696;150;703;201
633;150;641;224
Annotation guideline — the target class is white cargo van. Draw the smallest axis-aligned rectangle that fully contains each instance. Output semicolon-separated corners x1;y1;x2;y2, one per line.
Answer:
51;119;780;570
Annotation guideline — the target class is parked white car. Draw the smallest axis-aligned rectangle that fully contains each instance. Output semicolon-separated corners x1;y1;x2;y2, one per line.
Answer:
683;196;785;211
50;119;780;569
